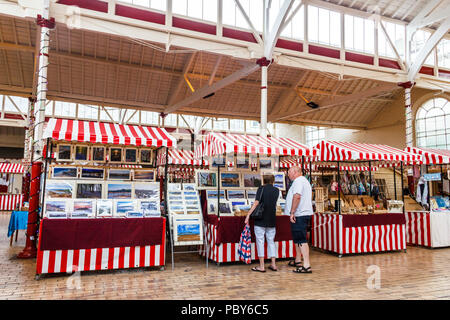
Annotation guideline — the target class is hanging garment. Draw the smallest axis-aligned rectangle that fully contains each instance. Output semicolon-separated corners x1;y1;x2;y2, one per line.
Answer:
237;223;252;264
416;177;428;207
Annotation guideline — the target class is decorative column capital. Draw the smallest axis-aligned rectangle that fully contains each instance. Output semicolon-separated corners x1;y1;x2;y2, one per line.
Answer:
256;57;272;67
36;15;55;29
397;81;415;89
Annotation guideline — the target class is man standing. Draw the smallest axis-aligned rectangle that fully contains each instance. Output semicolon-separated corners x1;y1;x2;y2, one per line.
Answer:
285;166;313;273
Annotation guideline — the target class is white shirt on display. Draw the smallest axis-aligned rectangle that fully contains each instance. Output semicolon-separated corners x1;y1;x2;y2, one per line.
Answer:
284;176;313;217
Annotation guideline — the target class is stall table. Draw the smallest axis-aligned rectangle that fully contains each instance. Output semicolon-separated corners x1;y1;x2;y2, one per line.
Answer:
311;212;407;255
8;210;28;246
405;211;450;248
36;217;166;275
201;215;295;263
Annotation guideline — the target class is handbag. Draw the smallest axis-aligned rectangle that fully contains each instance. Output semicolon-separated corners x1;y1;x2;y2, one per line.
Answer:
250;186;265;220
237;224;251;264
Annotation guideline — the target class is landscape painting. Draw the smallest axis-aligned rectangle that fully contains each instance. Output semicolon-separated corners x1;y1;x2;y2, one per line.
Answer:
80;168;104;179
92;146;105;162
227;190;246;199
46;181;73;198
52;167;77;179
183;183;195;191
57;145;72;160
134;183;159;199
243;173;262;188
125;148;137;163
206;190;225;199
274;173;286;190
115;200;135;216
139;200;160;217
140;149;152;164
174;218;203;244
74;145;88;161
259;158;273;170
45;200;66;212
236;155;249;170
96;200;113;217
76;183;102;199
247;190;257;199
196;171;217;189
73;200;94;217
107;183;132;199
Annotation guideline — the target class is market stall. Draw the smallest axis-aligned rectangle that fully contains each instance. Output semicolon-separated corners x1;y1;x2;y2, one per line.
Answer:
310;141;422;256
403;147;450;248
194;132;314;264
156;148;208;183
35;118;177;276
0;162;25;211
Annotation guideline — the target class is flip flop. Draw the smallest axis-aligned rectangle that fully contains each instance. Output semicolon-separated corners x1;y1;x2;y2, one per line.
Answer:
288;260;302;267
293;266;312;273
251;267;266;273
268;266;278;272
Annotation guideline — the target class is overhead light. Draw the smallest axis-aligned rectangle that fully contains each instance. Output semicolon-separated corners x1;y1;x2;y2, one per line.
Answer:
203;93;215;99
297;91;319;109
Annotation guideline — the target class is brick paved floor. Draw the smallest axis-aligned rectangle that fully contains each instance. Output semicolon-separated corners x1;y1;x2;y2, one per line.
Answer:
1;212;450;300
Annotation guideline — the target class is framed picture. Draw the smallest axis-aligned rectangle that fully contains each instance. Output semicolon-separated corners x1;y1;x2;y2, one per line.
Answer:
74;145;89;161
211;155;225;168
169;205;186;215
45;200;67;218
259;157;274;171
220;172;241;188
242;173;262;188
107;183;132;199
91;146;106;162
195;170;218;189
139;149;153;164
133;169;155;181
76;182;103;199
227;190;246;200
183;190;198;196
45;180;74;198
56;144;72;162
274;172;286;190
207;201;217;215
218;201;233;216
134;182;159;200
109;147;123;163
127;211;144;218
231;200;247;211
52;166;78;179
168;183;182;191
246;189;257;200
72;199;95;218
108;169;131;180
169;200;184;207
168;191;182;197
206;190;225;199
96;199;113;218
183;183;196;191
250;155;258;170
236;153;250;170
139;200;160;217
226;153;235;169
114;200;136;218
185;200;200;207
186;206;201;214
172;216;203;246
124;148;138;163
80;168;105;179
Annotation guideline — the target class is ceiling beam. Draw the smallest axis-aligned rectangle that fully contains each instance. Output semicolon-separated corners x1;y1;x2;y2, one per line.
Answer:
407;0;446;31
166;52;196;107
269;82;397;122
164;62;260;114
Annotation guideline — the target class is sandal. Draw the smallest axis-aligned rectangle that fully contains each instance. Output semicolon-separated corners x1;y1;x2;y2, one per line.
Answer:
251;267;266;273
293;266;312;273
268;266;278;272
288;260;302;267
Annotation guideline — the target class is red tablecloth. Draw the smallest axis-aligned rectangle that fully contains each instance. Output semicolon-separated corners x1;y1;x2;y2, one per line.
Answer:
207;215;293;244
39;217;165;251
342;213;405;228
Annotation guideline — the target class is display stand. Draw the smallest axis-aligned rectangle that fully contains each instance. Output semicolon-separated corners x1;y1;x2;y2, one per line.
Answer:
309;141;422;256
35;118;176;276
194;132;313;264
403;147;450;248
0;162;25;211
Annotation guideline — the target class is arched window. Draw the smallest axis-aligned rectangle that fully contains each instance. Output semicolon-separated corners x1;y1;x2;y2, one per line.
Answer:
415;97;450;149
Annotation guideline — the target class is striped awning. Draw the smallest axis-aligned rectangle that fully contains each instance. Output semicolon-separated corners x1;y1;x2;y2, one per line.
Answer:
157;149;208;166
404;146;450;164
43;118;177;148
279;159;378;171
0;163;25;174
195;132;314;158
313;141;422;162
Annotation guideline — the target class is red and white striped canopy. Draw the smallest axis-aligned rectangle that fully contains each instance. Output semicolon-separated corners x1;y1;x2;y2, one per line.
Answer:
313;141;422;162
279;159;378;171
43;118;177;148
404;146;450;164
157;149;208;166
195;132;314;158
0;163;25;174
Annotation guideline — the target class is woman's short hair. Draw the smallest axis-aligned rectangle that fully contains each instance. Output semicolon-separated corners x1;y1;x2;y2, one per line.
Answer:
262;174;275;185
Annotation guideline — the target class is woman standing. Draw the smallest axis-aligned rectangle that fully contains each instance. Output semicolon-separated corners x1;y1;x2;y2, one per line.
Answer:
244;174;280;272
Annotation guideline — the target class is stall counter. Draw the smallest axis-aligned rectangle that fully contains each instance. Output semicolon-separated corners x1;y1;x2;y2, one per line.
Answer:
405;211;450;248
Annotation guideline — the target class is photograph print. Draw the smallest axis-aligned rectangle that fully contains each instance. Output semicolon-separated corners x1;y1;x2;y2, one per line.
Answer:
140;149;152;164
45;200;66;213
259;157;273;170
115;200;135;217
76;183;103;199
183;183;196;191
125;148;137;163
211;155;225;167
246;189;257;199
274;172;286;190
218;202;233;215
236;154;249;170
220;172;241;188
110;148;123;162
108;169;131;180
57;144;72;161
45;181;74;198
139;200;160;217
92;146;105;162
134;182;159;199
52;167;78;179
133;169;155;181
174;217;203;245
206;190;225;199
80;168;104;179
107;183;132;199
227;190;246;199
72;200;95;218
74;145;89;161
96;199;113;217
243;173;262;188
